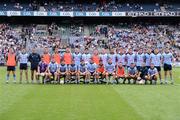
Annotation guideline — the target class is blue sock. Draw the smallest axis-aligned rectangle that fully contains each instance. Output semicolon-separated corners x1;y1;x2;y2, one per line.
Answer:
6;74;10;81
13;74;16;81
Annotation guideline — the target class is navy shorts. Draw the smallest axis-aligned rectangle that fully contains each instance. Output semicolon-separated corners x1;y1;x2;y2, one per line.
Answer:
163;64;172;71
20;63;28;70
155;66;161;72
31;65;38;71
7;66;16;71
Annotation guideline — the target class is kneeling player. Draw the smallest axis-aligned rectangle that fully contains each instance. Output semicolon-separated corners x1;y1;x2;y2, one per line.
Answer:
45;57;58;83
116;63;126;84
97;60;105;83
36;57;48;83
125;63;138;84
78;59;87;84
105;59;116;84
147;63;158;84
57;60;68;84
137;63;148;84
68;60;78;83
86;58;98;83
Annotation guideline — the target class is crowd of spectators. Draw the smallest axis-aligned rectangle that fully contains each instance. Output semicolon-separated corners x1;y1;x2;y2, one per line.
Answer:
0;1;179;12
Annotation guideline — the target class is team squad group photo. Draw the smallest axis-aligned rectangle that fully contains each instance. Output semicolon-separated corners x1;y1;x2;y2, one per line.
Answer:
5;46;174;85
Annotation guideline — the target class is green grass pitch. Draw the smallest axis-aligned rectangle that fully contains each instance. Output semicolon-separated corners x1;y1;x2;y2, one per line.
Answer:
0;67;180;120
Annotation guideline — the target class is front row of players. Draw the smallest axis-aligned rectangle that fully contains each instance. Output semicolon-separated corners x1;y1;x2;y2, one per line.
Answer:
35;56;160;85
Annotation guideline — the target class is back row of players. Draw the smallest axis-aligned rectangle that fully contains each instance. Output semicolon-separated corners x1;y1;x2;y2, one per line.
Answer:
5;46;174;84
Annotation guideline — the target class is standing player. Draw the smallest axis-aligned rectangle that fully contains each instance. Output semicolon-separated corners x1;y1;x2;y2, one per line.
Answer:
136;48;145;71
36;57;48;84
29;48;41;83
126;48;136;68
77;59;88;84
147;63;158;84
18;48;29;84
45;56;58;83
162;48;174;84
92;50;100;65
145;48;152;69
57;59;68;84
52;48;61;64
6;48;17;83
108;49;117;66
73;48;81;66
100;48;108;66
63;47;72;65
105;59;116;84
117;47;126;67
86;58;98;83
43;47;51;64
68;59;78;83
150;48;162;84
82;48;91;64
125;63;138;84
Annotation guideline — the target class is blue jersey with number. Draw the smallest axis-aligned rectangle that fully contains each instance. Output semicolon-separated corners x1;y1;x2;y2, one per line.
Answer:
48;62;58;73
105;63;115;73
100;54;108;65
87;63;97;72
79;64;87;73
117;54;126;65
150;53;162;66
162;53;173;65
59;64;67;72
68;64;77;72
148;68;158;76
128;67;137;75
73;53;81;66
127;53;136;66
136;53;145;66
145;53;151;66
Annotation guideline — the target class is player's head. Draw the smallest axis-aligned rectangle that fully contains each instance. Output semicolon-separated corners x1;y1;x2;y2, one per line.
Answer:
110;49;114;54
41;56;45;62
9;48;14;54
89;58;94;64
150;63;155;69
130;63;135;68
55;48;58;53
118;62;123;68
66;47;71;53
165;47;169;53
21;48;26;54
147;48;151;54
138;48;143;54
75;48;79;53
94;49;99;55
32;47;36;53
141;62;146;67
61;59;65;65
129;48;133;54
119;47;124;54
154;48;159;54
84;48;89;54
81;59;85;65
101;48;106;54
44;47;49;54
99;60;103;66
